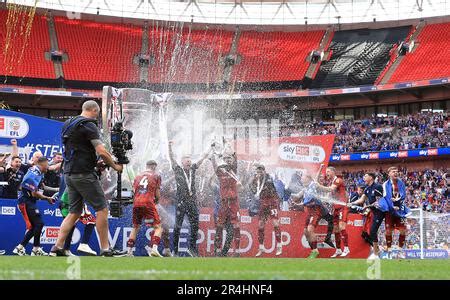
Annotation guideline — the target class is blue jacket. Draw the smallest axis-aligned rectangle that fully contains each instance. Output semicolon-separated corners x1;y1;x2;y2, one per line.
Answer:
380;178;410;218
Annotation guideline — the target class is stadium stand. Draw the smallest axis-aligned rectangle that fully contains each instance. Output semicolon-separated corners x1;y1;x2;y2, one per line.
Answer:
147;27;234;84
0;11;54;79
53;17;142;82
232;30;325;83
311;27;411;89
280;111;449;153
388;22;450;83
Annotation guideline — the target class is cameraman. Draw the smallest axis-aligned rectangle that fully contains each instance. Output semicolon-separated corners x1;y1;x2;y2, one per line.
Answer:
50;100;125;257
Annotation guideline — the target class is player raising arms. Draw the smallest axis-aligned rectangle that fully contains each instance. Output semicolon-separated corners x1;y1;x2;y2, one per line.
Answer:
250;164;282;257
382;167;409;259
314;166;350;258
126;160;163;257
291;174;333;258
211;153;242;257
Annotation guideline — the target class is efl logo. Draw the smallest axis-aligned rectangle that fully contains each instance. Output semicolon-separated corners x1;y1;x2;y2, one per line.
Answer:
369;153;379;159
0;116;29;138
199;214;211;222
398;151;408;158
1;206;16;215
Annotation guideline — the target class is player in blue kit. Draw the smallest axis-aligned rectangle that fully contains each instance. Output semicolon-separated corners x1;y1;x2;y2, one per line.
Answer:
291;174;334;258
13;157;56;256
349;173;385;259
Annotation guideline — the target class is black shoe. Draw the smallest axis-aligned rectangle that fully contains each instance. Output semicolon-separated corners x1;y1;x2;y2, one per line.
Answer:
324;238;335;248
100;248;128;257
49;246;67;257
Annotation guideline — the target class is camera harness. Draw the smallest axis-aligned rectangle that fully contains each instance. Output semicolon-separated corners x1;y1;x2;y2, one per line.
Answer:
61;116;98;175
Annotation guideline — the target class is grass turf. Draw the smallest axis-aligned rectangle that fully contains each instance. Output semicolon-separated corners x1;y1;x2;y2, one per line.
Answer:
0;256;449;280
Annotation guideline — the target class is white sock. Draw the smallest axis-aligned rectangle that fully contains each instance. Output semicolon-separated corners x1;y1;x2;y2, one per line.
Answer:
164;248;170;252
152;244;158;251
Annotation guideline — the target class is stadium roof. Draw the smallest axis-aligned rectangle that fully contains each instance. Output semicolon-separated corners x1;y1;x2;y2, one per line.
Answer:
10;0;450;25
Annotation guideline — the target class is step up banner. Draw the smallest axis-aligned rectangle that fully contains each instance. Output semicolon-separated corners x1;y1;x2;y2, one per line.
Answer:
0;199;370;258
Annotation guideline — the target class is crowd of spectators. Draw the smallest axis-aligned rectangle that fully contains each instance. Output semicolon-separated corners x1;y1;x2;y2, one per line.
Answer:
342;167;449;213
280;111;449;154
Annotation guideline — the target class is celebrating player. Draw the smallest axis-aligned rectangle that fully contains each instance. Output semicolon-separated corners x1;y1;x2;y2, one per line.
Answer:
314;166;350;258
169;140;211;257
13;157;56;256
291;174;333;258
212;152;242;257
382;167;409;259
348;173;384;255
126;160;163;257
250;164;282;257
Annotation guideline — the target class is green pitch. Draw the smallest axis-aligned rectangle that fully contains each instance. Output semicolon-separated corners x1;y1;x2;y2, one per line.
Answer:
0;257;449;280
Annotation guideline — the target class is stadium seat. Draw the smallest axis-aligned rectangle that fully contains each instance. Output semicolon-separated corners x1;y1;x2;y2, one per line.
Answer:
231;31;325;83
311;27;411;89
0;11;54;79
147;27;233;84
54;17;142;82
388;22;450;83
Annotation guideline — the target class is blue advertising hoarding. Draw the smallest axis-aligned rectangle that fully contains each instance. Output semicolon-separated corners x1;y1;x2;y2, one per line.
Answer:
330;147;450;162
0;109;63;160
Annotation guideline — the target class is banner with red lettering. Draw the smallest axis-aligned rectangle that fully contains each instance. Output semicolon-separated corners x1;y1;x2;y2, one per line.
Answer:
197;208;370;258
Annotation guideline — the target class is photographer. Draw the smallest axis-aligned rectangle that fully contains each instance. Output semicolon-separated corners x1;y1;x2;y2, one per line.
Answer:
50;100;125;257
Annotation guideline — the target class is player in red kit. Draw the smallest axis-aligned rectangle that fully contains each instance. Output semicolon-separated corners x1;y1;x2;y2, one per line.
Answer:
250;164;282;257
383;166;408;259
126;160;163;257
212;153;241;257
315;166;350;257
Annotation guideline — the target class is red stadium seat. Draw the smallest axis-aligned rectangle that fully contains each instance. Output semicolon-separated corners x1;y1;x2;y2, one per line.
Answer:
0;11;54;79
147;27;233;84
388;22;450;83
231;31;325;83
54;17;142;82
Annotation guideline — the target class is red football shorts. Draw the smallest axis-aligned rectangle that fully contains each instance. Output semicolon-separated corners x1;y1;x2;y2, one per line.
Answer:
384;213;406;231
305;205;323;228
217;197;240;226
132;205;161;227
333;206;348;226
258;197;279;222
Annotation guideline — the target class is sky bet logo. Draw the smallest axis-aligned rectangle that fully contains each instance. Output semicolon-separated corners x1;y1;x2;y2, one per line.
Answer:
1;206;16;216
278;143;325;163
